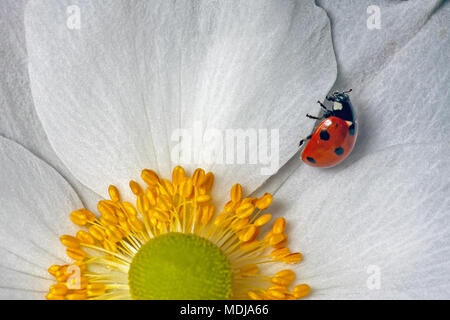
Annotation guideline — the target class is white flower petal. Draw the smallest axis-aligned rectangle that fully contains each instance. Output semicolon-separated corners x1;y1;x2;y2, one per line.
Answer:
0;0;59;172
25;0;336;201
0;0;105;209
0;137;83;299
0;288;46;300
258;0;450;196
275;144;450;299
317;0;450;160
317;0;442;88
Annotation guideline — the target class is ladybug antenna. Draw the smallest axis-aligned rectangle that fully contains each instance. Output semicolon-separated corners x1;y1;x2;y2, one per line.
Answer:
343;88;352;94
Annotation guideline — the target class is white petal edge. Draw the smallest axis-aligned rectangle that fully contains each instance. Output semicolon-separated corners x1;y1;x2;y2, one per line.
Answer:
0;137;83;299
273;143;450;299
25;0;336;202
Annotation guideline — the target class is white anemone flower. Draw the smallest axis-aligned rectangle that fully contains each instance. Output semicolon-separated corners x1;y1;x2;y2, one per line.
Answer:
0;0;449;299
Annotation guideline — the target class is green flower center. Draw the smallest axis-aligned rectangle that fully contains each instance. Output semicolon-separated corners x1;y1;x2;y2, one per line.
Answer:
128;232;233;300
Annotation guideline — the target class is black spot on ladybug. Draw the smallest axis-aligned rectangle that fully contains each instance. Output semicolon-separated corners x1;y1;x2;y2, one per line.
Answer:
306;157;316;164
334;147;344;156
349;123;356;136
319;130;330;141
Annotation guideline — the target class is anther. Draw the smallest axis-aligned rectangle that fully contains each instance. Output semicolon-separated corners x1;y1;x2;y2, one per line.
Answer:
196;194;211;204
172;166;186;187
141;169;160;186
76;231;95;245
254;214;272;227
239;225;259;242
282;253;303;264
192;168;205;186
293;284;311;299
66;247;86;261
269;233;287;246
255;193;273;210
108;185;121;202
271;270;295;286
89;225;106;241
236;202;255;218
60;235;80;248
272;217;286;234
70;209;96;226
230;184;242;203
129;180;143;195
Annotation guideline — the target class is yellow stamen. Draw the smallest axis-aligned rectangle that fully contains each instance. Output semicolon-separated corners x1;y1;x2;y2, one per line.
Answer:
46;166;309;300
255;193;273;210
230;183;242;203
70;209;95;226
254;214;272;227
272;217;286;234
293;284;311;298
60;235;80;248
108;185;121;202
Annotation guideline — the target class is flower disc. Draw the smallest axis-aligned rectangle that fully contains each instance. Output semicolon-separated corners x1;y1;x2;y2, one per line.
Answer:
129;232;233;300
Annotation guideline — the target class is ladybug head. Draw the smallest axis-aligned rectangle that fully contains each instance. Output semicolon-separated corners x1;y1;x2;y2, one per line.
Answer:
327;89;352;102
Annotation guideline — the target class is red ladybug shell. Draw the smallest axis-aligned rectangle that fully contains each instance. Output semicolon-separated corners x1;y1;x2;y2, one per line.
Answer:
301;116;357;168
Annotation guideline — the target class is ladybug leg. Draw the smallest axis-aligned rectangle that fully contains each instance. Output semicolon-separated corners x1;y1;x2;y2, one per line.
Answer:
306;114;323;120
317;100;329;111
298;134;312;147
305;99;334;122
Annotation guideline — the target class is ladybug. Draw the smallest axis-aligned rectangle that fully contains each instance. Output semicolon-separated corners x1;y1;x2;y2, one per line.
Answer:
298;89;357;168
